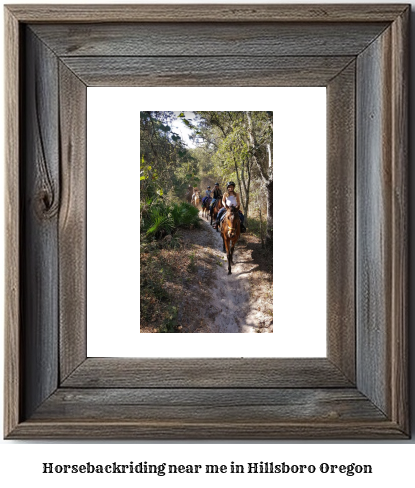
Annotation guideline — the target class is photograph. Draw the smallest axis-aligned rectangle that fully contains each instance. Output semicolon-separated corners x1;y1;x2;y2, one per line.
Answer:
140;111;274;333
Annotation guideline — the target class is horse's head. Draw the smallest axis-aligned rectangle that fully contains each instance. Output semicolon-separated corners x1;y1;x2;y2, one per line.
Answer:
224;206;240;239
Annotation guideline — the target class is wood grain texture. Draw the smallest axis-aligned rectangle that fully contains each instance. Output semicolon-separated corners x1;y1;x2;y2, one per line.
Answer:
357;30;391;417
58;63;87;382
20;28;60;420
356;18;408;432
62;358;353;389
4;6;21;438
60;56;354;87
32;388;386;422
7;422;406;440
6;4;409;23
389;8;409;433
31;22;388;57
8;415;406;441
326;62;356;383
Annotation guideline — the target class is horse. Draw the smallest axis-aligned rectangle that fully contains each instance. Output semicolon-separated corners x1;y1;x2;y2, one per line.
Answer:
192;191;201;208
210;198;223;226
220;206;241;275
201;197;211;220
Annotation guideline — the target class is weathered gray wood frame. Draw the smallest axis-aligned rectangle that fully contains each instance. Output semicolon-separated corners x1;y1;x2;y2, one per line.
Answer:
4;4;409;439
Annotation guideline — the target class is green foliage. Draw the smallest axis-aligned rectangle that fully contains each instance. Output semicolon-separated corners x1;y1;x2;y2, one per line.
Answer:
170;202;200;228
145;209;174;239
141;199;200;241
140;111;198;199
192;111;273;229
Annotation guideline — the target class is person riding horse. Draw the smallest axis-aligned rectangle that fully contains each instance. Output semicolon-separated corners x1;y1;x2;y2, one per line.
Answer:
210;183;222;211
209;182;223;225
202;186;212;207
191;187;199;203
214;181;246;232
201;185;212;218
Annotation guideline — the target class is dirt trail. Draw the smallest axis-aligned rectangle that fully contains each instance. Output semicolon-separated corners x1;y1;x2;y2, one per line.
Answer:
179;211;273;333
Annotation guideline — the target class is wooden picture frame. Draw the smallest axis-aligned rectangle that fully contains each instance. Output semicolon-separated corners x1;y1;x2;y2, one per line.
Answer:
4;4;409;439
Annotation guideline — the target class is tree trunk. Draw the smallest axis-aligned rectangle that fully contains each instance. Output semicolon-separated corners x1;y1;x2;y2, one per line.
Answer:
232;154;245;212
265;180;273;248
246;111;273;245
267;143;272;169
245;161;251;223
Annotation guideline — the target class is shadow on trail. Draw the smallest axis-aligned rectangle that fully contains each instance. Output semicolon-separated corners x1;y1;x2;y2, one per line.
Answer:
235;266;259;277
199;219;272;275
250;241;273;274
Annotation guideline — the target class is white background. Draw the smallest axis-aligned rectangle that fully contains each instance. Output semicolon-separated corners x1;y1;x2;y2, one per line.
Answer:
1;0;415;486
87;87;327;357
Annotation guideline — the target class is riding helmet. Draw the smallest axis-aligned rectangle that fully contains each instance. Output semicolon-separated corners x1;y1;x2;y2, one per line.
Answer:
227;181;236;188
215;182;220;186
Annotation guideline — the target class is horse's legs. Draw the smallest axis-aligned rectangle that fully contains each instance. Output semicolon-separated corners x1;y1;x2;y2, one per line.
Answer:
223;237;232;274
211;206;216;226
230;242;235;264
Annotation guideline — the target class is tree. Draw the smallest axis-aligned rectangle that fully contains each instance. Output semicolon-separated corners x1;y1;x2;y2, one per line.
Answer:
140;111;198;201
157;110;273;244
246;111;273;247
195;111;254;222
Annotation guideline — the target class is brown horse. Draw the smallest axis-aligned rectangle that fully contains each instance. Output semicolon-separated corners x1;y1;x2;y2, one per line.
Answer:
220;206;241;275
202;197;211;220
210;198;223;226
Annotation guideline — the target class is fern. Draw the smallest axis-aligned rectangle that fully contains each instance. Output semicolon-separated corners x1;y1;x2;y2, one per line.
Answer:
142;201;200;240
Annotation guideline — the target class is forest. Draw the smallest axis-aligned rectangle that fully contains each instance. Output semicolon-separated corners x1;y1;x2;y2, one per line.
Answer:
140;111;273;243
140;111;273;333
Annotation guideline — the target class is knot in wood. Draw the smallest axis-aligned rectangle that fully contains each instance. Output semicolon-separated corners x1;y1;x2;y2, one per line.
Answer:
36;187;59;219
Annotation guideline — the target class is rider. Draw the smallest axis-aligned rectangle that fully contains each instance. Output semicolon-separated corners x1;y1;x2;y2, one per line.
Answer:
210;182;223;218
211;182;222;208
214;181;246;232
202;185;212;207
